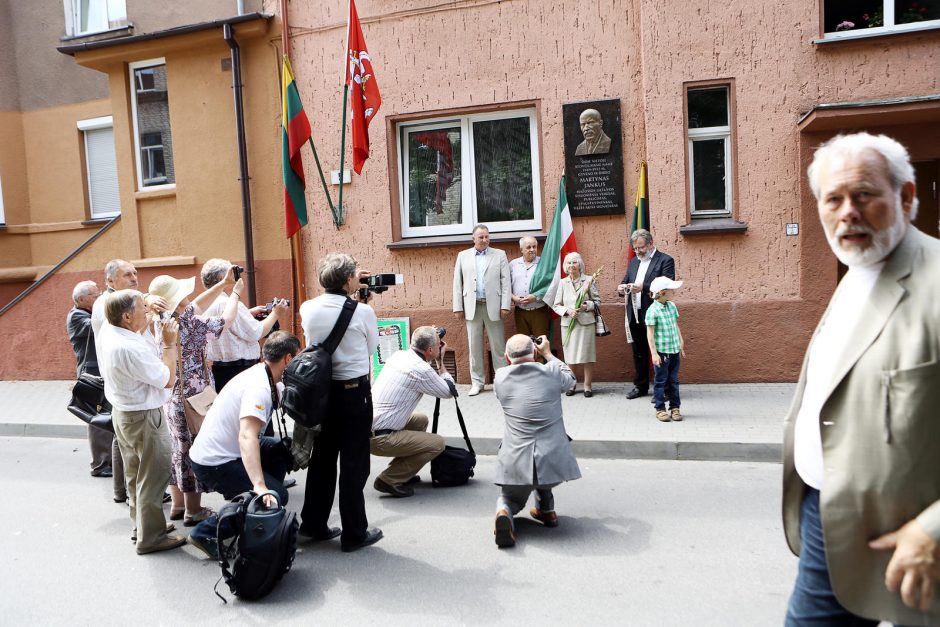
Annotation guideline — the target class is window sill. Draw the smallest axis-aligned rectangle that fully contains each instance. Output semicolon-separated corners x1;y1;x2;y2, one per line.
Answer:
135;187;176;200
388;230;547;250
1;220;101;234
60;25;134;43
82;216;119;226
679;218;748;236
815;22;940;44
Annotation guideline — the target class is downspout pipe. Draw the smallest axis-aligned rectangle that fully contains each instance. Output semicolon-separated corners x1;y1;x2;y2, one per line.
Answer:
223;22;257;307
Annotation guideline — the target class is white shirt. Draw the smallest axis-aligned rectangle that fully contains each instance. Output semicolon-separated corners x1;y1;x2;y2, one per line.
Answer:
204;293;263;362
372;349;455;431
299;293;379;380
509;256;545;310
474;249;488;299
632;248;655;318
794;262;885;490
98;324;171;411
190;363;283;466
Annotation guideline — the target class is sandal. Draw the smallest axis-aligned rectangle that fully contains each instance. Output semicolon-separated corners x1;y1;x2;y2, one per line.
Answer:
183;507;215;527
169;509;184;521
655;410;671;422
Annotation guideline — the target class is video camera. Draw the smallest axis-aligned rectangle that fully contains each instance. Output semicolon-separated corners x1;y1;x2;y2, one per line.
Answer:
357;273;403;301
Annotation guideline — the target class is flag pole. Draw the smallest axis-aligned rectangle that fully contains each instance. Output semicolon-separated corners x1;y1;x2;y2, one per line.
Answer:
307;136;337;218
335;0;351;228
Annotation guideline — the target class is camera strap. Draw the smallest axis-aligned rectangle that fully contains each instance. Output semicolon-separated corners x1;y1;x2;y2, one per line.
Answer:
265;363;289;442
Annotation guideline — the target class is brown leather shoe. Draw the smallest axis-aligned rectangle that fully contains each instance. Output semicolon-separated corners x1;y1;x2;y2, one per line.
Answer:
530;508;559;527
136;534;186;555
495;510;515;548
374;477;414;498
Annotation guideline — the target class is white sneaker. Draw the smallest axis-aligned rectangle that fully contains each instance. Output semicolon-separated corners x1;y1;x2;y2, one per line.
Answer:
468;384;483;396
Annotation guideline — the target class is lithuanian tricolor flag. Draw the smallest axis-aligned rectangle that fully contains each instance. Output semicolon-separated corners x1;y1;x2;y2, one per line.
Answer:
626;160;650;262
282;56;312;238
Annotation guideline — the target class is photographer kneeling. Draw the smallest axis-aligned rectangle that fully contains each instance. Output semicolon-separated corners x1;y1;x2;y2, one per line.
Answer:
186;331;300;559
370;326;454;497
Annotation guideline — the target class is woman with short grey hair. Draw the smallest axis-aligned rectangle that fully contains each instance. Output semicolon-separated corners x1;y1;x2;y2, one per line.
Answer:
551;252;601;397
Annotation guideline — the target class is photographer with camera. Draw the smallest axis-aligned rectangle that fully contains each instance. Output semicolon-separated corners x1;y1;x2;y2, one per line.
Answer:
298;253;382;552
369;326;454;498
200;259;291;393
185;331;300;560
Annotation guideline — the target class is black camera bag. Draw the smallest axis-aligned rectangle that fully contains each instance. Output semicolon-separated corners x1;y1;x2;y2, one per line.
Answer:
430;397;476;486
280;299;357;430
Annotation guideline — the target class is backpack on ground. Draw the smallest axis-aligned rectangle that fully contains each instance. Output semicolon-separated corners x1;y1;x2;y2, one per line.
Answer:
430;397;476;486
214;491;298;602
280;299;357;430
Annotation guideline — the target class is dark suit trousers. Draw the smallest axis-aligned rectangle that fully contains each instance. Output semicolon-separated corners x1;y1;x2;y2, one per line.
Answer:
629;314;651;392
301;377;372;546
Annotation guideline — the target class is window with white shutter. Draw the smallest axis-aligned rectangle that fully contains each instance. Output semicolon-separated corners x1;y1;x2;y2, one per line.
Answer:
78;116;120;219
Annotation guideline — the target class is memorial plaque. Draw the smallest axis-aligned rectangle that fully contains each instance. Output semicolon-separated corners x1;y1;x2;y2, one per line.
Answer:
562;99;625;217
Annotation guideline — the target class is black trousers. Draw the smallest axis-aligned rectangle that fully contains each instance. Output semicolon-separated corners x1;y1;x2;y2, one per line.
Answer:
301;377;373;546
629;316;651;392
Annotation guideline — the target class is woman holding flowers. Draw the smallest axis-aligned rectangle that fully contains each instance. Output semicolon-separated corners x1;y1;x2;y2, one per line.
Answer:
552;252;601;397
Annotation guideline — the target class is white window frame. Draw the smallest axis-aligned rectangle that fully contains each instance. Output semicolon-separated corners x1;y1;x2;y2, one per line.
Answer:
397;108;542;238
129;58;174;192
687;87;733;218
0;175;5;225
822;0;940;40
64;0;127;37
78;116;120;219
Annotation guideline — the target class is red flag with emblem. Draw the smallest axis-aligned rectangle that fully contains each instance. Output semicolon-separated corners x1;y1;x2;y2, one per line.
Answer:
346;0;381;175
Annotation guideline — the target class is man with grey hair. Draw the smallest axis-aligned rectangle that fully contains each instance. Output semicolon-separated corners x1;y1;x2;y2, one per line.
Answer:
618;229;675;399
509;236;550;341
67;279;112;477
98;290;185;555
453;223;511;396
492;334;580;548
784;133;939;625
575;109;612;156
200;258;289;392
369;325;453;497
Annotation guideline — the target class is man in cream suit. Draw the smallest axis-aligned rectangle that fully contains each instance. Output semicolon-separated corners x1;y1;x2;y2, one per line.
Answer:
453;224;511;395
783;133;939;625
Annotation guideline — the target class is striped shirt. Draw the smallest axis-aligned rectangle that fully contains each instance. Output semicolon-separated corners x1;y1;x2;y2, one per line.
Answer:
645;300;681;354
372;349;456;432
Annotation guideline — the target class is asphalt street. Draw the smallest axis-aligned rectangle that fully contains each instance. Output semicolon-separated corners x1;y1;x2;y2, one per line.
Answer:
1;437;796;625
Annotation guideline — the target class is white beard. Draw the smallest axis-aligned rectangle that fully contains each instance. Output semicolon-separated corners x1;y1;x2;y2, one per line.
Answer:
825;196;907;267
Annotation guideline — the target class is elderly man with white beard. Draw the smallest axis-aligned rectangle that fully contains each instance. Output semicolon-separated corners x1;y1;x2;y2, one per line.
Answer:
782;133;940;626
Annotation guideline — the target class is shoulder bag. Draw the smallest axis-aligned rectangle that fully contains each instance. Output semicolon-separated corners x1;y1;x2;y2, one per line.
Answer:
430;396;476;486
67;330;113;432
179;340;217;437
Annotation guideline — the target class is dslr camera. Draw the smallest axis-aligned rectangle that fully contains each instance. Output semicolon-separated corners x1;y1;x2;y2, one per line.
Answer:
357;273;403;301
232;265;245;281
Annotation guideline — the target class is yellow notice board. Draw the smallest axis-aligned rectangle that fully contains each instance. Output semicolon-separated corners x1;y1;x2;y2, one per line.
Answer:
372;318;410;380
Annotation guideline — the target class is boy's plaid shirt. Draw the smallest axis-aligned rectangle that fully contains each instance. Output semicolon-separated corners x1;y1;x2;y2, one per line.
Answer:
645;300;681;354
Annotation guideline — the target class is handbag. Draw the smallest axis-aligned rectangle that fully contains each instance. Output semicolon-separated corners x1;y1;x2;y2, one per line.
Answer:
68;371;114;433
178;340;217;437
595;309;611;337
430;397;476;486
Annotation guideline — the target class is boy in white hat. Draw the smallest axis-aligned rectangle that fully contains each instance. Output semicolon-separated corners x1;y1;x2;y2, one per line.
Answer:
644;276;685;422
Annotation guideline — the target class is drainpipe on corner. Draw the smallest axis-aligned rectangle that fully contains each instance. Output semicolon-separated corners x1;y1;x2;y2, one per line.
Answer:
236;0;245;16
223;22;257;307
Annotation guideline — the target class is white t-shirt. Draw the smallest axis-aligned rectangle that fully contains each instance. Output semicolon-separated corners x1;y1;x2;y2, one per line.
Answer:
189;363;284;467
794;262;884;490
97;324;171;411
299;293;379;380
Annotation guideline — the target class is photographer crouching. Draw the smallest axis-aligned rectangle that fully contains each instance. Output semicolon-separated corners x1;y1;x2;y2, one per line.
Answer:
185;331;300;560
369;326;454;497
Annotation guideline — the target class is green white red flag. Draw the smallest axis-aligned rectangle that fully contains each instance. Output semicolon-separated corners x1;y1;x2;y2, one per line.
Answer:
530;176;578;307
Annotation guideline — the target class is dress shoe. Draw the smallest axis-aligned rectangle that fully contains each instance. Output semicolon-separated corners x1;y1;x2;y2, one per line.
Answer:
299;525;342;542
284;477;298;489
405;475;421;485
136;534;186;555
468;384;483;396
114;495;128;504
341;527;383;552
494;510;515;548
583;389;593;398
625;387;647;400
91;468;113;478
529;508;559;528
374;477;414;498
162;492;172;504
565;386;576;396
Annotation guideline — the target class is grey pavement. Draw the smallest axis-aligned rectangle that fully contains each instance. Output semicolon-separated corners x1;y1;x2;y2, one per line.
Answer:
0;380;795;462
0;436;796;625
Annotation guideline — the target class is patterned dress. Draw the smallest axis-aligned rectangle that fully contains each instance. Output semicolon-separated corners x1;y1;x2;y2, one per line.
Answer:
165;304;224;492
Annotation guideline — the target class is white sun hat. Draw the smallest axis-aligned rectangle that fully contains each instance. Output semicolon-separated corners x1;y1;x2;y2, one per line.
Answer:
649;276;683;297
148;275;196;314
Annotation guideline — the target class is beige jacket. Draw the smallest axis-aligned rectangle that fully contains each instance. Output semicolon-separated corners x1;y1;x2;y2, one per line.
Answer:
782;226;940;625
452;247;511;322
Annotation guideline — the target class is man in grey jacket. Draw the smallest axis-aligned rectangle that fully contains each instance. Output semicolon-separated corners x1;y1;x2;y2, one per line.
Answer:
492;334;581;548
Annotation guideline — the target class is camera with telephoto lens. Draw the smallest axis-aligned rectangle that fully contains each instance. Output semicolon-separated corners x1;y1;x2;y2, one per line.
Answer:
357;273;404;301
232;265;245;281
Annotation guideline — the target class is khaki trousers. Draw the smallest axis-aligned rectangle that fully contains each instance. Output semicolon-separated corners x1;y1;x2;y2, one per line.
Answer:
466;300;507;386
370;413;445;486
112;407;171;552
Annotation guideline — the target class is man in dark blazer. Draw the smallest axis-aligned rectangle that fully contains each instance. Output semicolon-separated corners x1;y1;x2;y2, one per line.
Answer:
617;229;675;399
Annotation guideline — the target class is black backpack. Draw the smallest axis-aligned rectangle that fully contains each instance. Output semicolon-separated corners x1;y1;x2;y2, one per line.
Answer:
280;299;357;430
430;397;476;486
214;491;298;602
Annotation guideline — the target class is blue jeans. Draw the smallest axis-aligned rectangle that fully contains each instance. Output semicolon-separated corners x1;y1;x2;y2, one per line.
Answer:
652;352;680;411
785;488;879;626
189;436;291;544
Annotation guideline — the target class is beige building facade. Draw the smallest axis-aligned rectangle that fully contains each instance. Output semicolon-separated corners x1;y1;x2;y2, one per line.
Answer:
0;0;937;382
